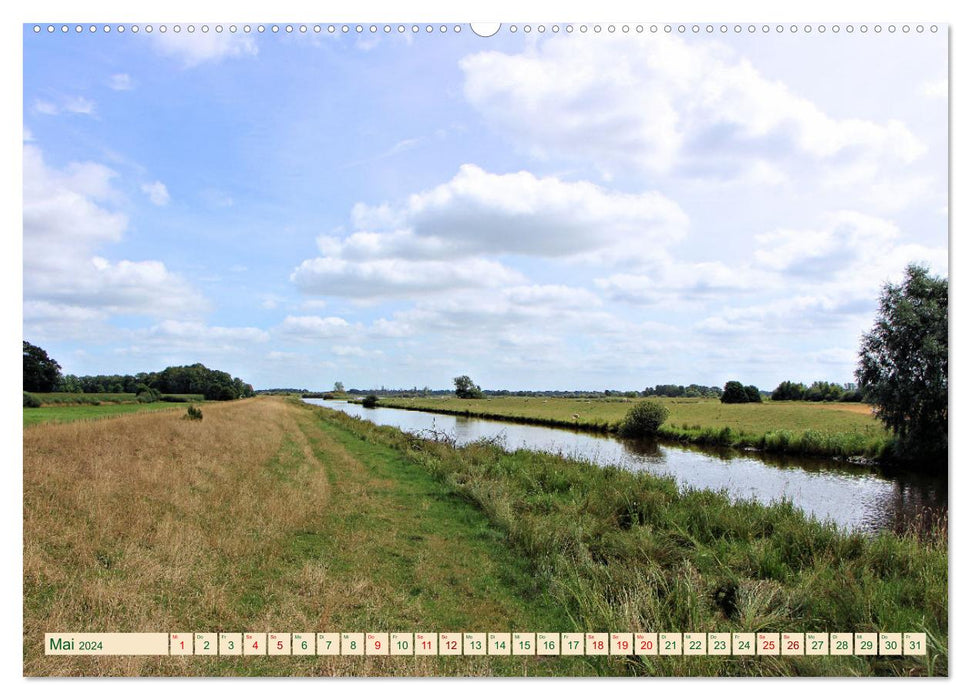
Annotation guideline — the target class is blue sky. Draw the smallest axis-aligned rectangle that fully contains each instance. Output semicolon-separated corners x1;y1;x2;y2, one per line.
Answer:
22;23;948;391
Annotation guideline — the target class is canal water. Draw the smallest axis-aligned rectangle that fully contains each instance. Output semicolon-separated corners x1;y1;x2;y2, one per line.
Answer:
304;399;946;535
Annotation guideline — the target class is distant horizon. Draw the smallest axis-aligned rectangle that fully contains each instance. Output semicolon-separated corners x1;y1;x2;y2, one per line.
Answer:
23;25;948;391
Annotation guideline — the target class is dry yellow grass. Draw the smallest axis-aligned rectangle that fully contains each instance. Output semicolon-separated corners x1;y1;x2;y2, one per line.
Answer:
24;397;586;677
24;397;333;675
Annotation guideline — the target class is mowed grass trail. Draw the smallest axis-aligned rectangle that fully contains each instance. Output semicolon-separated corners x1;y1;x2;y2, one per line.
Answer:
24;396;590;676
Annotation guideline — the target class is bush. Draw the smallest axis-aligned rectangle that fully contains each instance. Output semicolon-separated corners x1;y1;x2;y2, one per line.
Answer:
744;385;762;403
183;405;203;421
362;395;379;408
618;401;670;438
135;384;161;403
23;392;41;408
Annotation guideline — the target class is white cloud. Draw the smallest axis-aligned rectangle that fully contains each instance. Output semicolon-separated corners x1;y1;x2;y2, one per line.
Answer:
753;211;945;285
151;32;258;68
367;285;615;342
347;164;687;262
33;100;58;115
461;35;926;184
293;164;687;300
332;345;383;358
64;96;95;115
23;144;205;324
109;73;134;91
595;260;754;306
141;180;171;206
124;320;269;355
292;255;524;299
33;96;96;116
693;211;947;338
277;315;356;339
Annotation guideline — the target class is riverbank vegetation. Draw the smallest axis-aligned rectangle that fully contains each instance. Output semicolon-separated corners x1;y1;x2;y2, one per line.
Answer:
302;402;946;676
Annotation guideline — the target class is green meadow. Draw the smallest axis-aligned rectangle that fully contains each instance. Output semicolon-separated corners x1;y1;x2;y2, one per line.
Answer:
376;396;892;459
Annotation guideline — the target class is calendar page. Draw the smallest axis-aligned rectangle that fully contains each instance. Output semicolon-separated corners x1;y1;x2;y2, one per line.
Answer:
21;4;948;680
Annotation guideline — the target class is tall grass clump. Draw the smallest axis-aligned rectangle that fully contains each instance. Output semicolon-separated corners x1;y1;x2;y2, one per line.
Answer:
184;404;203;421
23;392;41;408
618;400;669;438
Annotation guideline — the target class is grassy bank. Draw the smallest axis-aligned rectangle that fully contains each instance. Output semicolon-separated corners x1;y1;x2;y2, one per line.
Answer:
375;396;893;459
300;401;947;676
24;397;592;676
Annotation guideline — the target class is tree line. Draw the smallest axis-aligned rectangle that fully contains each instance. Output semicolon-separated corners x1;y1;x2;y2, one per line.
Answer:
24;341;254;401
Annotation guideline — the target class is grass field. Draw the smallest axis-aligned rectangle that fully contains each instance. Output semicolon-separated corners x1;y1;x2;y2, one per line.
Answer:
23;396;945;676
23;401;193;427
376;396;893;459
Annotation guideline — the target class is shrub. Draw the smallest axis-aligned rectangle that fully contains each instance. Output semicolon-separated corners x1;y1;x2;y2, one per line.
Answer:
23;392;41;408
184;405;203;421
362;395;379;408
618;401;670;438
744;385;763;403
135;384;161;403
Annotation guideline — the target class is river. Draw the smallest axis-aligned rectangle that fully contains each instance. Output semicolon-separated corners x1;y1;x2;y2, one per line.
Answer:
304;399;946;535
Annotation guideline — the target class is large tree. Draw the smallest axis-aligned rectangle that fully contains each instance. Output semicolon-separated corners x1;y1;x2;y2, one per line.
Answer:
720;380;749;404
856;264;947;460
23;340;62;393
453;375;483;399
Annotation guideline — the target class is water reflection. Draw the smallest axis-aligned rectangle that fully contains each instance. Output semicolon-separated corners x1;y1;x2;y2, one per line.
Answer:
304;399;946;535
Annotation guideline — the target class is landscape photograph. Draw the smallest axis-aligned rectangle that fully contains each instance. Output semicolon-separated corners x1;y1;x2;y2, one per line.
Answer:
22;19;948;678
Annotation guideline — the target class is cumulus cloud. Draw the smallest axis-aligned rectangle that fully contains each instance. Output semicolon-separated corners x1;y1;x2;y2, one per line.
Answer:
121;321;269;357
367;285;615;342
348;164;687;261
595;260;754;306
151;32;258;68
293;165;686;300
23;144;205;323
461;35;926;186
292;256;524;299
693;211;947;338
141;180;171;206
754;211;945;284
277;315;356;339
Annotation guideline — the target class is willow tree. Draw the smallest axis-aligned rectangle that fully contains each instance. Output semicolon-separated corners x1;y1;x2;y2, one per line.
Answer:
857;264;948;461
